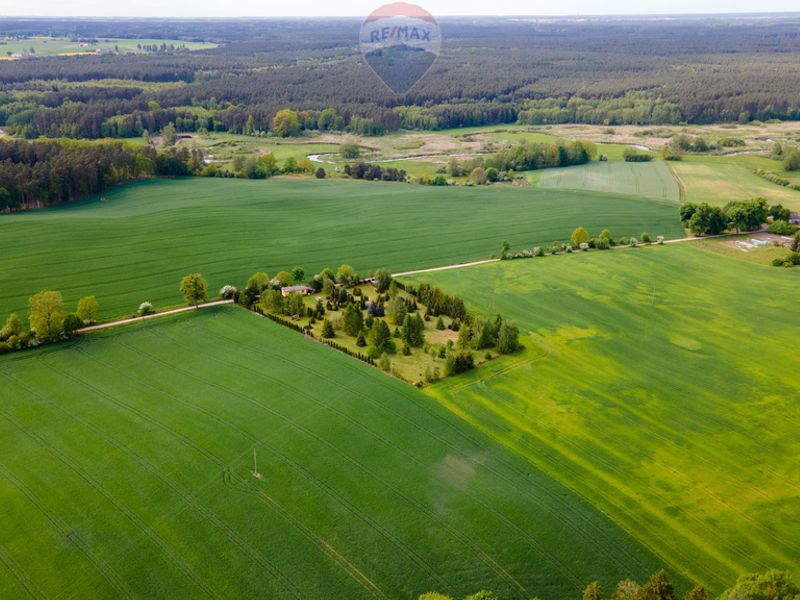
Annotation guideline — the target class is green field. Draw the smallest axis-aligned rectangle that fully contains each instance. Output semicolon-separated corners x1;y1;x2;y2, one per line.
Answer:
0;36;216;58
403;244;800;593
0;307;667;598
670;155;800;209
0;177;684;320
534;161;679;202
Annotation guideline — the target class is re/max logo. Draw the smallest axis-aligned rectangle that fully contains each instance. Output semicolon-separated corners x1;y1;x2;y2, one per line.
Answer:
369;26;432;43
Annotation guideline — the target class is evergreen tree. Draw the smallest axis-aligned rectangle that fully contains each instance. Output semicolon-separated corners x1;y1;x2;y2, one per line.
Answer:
402;313;425;347
343;303;364;337
321;318;334;338
369;319;391;352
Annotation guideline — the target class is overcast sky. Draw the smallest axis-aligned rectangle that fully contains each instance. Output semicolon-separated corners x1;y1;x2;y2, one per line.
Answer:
3;0;798;17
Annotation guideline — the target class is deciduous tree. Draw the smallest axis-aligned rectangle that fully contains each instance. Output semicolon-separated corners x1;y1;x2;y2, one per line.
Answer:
571;226;590;247
496;322;520;354
246;272;271;293
374;268;392;293
1;313;25;339
28;290;65;341
179;273;208;307
336;264;357;286
272;109;301;137
583;581;604;600
76;296;98;323
633;570;675;600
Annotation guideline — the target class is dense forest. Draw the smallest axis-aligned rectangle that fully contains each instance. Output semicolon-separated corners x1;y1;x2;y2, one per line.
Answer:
2;15;800;140
0;138;202;209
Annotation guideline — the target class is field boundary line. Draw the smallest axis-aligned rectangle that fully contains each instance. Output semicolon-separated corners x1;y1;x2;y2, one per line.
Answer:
667;162;687;204
100;334;455;591
392;259;500;277
256;491;388;599
147;326;572;592
201;321;653;578
77;299;233;334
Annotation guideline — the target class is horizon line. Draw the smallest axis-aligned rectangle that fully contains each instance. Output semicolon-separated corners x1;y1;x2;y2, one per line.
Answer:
3;11;800;19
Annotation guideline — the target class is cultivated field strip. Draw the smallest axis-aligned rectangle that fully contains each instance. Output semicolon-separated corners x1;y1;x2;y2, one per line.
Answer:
0;177;685;319
0;390;223;598
405;244;800;593
0;308;665;598
536;161;680;202
3;371;305;599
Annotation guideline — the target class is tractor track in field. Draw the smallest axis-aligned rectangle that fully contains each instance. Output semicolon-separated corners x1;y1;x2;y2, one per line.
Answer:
3;370;305;599
0;458;134;599
0;402;220;599
112;324;574;595
0;529;45;600
88;336;456;594
188;324;645;586
199;322;656;576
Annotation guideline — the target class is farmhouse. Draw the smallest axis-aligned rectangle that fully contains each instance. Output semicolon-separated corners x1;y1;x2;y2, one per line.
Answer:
790;212;800;225
280;284;313;297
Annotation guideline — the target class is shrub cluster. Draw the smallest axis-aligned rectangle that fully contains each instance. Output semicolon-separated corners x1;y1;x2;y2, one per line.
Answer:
623;147;653;162
0;291;99;354
753;168;800;191
344;162;407;182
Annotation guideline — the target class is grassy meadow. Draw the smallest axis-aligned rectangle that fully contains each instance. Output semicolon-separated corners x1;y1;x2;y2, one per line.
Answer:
0;307;666;598
533;161;679;202
403;243;800;593
0;177;684;320
669;154;800;210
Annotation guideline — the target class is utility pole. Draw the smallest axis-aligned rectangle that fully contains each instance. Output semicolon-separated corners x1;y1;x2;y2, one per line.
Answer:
252;447;261;478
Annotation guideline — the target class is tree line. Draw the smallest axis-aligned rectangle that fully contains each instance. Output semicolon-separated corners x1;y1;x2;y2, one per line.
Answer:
418;568;799;600
0;138;203;210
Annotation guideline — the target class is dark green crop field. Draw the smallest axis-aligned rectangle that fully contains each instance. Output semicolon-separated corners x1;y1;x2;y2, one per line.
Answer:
0;307;665;598
405;243;800;593
0;177;683;320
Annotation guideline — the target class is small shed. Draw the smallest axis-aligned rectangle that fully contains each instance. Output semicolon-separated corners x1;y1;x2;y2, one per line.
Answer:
790;212;800;225
280;285;313;297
